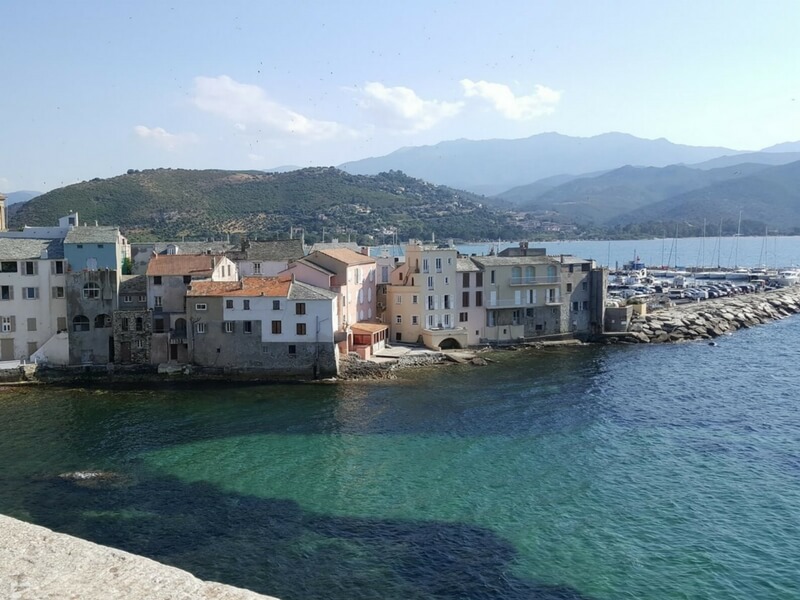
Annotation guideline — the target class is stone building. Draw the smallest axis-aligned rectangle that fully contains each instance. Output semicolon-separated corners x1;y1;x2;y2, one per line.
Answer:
66;269;117;364
228;239;305;277
113;275;151;364
146;253;238;364
186;276;339;378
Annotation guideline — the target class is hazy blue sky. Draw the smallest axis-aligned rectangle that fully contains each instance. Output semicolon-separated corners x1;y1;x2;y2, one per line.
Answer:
2;0;798;191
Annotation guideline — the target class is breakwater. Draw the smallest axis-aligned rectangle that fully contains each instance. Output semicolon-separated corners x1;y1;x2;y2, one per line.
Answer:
618;287;800;343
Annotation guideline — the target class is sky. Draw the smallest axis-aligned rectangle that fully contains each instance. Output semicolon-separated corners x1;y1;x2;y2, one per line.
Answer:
2;0;799;192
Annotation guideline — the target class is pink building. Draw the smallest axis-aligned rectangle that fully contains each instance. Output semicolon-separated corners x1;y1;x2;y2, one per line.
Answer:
283;248;384;355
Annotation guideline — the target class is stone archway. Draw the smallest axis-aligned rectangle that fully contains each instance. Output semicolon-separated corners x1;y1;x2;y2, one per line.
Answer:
438;337;462;350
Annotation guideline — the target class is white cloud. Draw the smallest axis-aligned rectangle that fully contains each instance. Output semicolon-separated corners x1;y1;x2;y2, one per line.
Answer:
133;125;197;151
460;79;561;120
358;82;463;133
192;75;345;140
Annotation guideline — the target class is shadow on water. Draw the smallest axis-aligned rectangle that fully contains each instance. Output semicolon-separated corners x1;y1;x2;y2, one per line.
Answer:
18;474;597;600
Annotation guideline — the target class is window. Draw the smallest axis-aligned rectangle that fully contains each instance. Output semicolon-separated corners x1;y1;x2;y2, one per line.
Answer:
288;344;296;355
396;315;402;324
354;268;362;284
121;317;129;330
0;262;17;273
138;295;146;302
135;317;143;331
582;301;589;310
262;344;269;354
195;303;207;311
272;300;281;310
462;272;470;288
1;317;11;332
123;295;132;303
459;312;468;322
23;261;37;275
422;258;429;273
582;281;588;291
476;272;483;287
196;322;206;334
490;270;495;284
23;287;38;299
412;316;418;325
572;301;579;311
395;295;402;304
566;283;573;293
582;263;591;272
97;244;104;248
462;291;469;307
443;295;451;309
271;320;282;334
27;318;37;332
412;295;418;304
1;286;12;300
95;314;111;328
444;314;451;327
76;244;83;249
548;288;557;303
154;318;165;333
224;321;234;333
475;291;483;307
243;299;250;310
427;295;435;310
183;275;191;284
154;296;162;307
153;276;162;285
52;286;65;299
253;262;262;274
244;321;252;334
435;258;442;272
225;299;234;309
72;315;90;332
135;339;145;349
427;276;434;289
296;322;307;335
427;315;435;328
527;289;536;304
295;302;306;315
83;282;100;299
444;277;449;286
53;261;64;274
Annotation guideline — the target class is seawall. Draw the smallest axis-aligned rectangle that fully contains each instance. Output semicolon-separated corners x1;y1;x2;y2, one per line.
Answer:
0;514;279;600
614;287;800;344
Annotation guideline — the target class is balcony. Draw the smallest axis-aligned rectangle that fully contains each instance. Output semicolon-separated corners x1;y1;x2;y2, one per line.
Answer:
509;276;560;286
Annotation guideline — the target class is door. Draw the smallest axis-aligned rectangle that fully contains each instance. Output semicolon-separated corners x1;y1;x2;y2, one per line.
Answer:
0;339;13;360
120;342;131;363
170;344;178;361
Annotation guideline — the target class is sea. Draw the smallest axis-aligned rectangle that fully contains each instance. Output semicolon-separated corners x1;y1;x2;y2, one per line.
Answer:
459;235;800;271
1;315;799;599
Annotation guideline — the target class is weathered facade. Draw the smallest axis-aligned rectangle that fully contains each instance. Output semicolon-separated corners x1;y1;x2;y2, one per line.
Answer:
186;276;339;378
66;269;117;364
113;275;151;364
146;253;238;364
229;239;305;277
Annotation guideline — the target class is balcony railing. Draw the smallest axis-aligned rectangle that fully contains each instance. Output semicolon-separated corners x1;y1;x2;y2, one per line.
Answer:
509;276;560;286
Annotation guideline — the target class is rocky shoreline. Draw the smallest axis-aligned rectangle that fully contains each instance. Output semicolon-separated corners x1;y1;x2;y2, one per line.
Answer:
610;287;800;344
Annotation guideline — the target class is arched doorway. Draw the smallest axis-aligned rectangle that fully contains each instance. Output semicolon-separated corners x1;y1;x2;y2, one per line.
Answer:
438;337;462;350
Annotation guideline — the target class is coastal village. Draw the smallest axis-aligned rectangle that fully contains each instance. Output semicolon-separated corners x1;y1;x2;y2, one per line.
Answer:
0;193;609;380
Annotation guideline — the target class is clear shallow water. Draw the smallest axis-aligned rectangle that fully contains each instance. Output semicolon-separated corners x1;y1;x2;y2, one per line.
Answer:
1;321;799;599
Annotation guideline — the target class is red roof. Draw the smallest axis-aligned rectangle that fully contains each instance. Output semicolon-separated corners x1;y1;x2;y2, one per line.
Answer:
187;276;291;297
146;254;221;276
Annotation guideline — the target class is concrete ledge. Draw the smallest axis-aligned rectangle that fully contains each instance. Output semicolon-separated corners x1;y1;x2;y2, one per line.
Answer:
0;514;279;600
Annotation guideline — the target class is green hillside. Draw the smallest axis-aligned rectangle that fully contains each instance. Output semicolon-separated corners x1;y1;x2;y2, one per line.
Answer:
11;168;523;243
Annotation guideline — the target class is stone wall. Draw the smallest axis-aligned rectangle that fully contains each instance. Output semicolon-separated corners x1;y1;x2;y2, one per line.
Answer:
615;287;800;344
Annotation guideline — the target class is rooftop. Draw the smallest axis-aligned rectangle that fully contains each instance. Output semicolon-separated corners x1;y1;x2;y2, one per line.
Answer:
119;274;147;294
471;255;559;267
146;254;221;277
314;248;375;266
231;239;305;262
456;257;480;272
0;238;64;260
187;277;292;298
64;226;122;245
288;280;338;301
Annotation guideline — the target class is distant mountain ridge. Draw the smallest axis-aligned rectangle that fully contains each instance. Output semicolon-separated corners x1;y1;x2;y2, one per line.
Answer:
339;132;745;195
2;190;41;204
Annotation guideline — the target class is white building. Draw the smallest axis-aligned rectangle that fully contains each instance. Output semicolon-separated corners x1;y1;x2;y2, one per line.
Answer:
0;239;68;363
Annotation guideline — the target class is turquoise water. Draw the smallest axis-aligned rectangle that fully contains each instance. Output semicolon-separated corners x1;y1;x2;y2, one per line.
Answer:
1;321;799;599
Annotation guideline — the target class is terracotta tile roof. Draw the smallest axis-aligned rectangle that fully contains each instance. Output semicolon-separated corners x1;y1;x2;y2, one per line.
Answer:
316;248;375;266
187;276;291;297
352;322;389;333
146;254;219;276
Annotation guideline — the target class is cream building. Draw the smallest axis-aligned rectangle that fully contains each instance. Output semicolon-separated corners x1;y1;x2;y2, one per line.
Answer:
0;239;68;363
